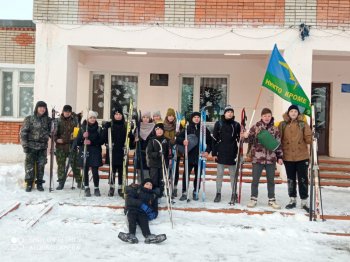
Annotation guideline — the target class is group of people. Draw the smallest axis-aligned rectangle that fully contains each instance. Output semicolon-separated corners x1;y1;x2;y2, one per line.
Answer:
20;101;312;244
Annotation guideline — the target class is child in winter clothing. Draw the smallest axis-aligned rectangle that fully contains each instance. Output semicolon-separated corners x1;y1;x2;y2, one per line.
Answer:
212;105;241;203
152;111;163;123
55;105;81;190
163;108;181;198
278;105;312;211
118;178;166;244
176;112;212;201
20;101;52;192
135;111;155;183
146;123;171;193
76;111;104;197
242;108;283;209
102;106;134;197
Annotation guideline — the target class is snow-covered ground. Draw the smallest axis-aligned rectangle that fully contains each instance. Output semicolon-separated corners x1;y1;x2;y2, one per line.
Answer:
0;161;349;262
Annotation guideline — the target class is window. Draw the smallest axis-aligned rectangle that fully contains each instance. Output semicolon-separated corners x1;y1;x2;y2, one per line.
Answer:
92;74;105;119
110;75;138;118
0;69;34;118
91;73;138;119
180;75;228;122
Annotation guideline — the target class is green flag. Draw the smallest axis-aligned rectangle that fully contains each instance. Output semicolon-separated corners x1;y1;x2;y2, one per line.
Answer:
262;44;311;116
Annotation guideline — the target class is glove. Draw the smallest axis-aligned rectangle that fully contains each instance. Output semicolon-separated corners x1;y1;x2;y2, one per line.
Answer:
23;147;30;154
104;122;111;129
130;121;135;130
83;132;89;138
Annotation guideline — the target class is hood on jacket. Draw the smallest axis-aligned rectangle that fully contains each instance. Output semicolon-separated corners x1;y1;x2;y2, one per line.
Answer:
282;112;305;123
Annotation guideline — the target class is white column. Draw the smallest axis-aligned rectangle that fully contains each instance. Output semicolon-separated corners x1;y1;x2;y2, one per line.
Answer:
34;23;78;112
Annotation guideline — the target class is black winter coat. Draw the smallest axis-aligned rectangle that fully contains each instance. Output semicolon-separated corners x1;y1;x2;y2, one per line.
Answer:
176;121;212;164
212;117;241;165
146;136;171;168
135;134;152;170
76;121;103;168
102;119;126;167
126;184;159;218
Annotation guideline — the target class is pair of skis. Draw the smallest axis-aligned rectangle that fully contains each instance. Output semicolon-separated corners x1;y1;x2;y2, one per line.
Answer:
122;99;134;198
230;108;247;205
154;139;174;228
194;108;207;201
309;104;324;221
169;111;183;198
133;110;144;184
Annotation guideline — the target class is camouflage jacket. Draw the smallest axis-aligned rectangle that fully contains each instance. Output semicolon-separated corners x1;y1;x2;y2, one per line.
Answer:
245;118;283;164
55;114;78;152
20;114;52;150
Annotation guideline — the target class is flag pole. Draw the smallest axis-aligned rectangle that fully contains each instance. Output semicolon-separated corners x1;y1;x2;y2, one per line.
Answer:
248;86;263;129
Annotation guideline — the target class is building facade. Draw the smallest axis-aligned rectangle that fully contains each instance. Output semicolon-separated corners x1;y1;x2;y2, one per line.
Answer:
0;0;349;158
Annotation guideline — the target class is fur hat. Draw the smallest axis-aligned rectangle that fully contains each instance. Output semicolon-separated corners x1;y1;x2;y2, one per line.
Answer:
63;105;72;112
224;105;234;114
261;108;272;116
35;101;47;108
88;110;98;118
287;104;300;115
166;108;175;117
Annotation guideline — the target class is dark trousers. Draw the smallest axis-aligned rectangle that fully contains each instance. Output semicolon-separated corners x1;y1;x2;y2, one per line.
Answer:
109;165;123;186
182;163;199;193
149;167;163;191
83;166;99;187
128;210;151;237
173;156;181;186
284;160;309;200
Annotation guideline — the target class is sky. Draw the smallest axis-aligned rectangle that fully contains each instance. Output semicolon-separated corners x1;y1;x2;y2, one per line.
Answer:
0;0;33;20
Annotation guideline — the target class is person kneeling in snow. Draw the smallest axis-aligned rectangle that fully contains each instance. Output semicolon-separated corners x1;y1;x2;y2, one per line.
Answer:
118;178;166;244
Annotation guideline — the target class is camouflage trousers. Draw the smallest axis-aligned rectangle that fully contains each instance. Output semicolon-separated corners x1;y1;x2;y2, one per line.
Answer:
55;148;81;183
24;148;47;184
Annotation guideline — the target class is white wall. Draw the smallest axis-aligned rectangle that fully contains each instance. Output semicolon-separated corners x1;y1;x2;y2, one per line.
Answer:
313;59;350;158
77;54;273;124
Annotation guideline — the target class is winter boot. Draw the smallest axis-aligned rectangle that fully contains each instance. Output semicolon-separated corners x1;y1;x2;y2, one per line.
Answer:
76;181;82;189
118;232;139;244
179;193;187;201
36;183;44;192
118;185;123;197
229;193;237;205
56;182;65;190
94;188;101;197
301;199;310;213
247;197;258;208
144;234;167;244
172;188;178;198
193;191;199;201
285;197;297;209
25;182;33;192
84;187;91;197
213;193;221;203
108;187;115;197
268;198;281;209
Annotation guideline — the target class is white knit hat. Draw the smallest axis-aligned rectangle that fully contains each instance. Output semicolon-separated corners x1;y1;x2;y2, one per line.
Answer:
88;110;98;118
